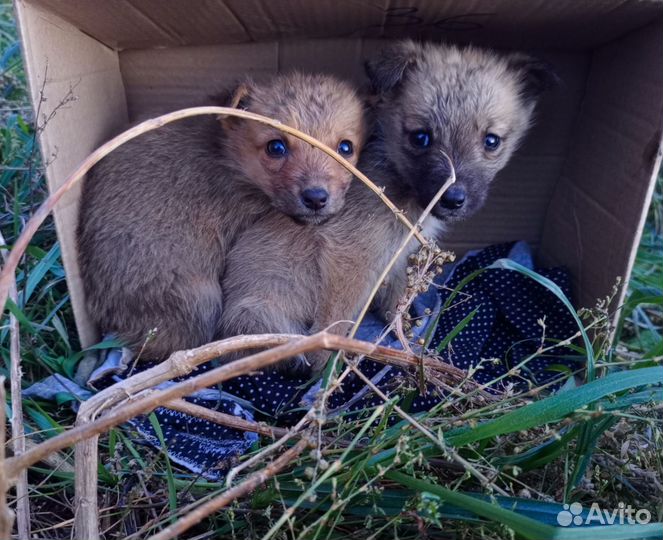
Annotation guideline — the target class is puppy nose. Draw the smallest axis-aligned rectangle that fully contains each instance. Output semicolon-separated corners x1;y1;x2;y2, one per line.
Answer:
301;188;329;210
440;185;466;209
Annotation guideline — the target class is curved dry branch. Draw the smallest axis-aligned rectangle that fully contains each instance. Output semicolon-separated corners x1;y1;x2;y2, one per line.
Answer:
166;398;290;439
0;106;426;312
0;381;15;539
349;151;456;339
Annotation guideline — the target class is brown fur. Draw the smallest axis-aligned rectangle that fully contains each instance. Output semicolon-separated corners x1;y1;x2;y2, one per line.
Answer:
77;72;366;359
220;41;557;373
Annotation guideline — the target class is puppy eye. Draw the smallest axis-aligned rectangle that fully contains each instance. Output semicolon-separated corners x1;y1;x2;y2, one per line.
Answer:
409;130;432;149
266;139;288;157
484;133;501;151
337;140;354;156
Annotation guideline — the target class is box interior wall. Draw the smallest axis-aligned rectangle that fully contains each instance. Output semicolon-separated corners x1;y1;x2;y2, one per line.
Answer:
14;0;663;348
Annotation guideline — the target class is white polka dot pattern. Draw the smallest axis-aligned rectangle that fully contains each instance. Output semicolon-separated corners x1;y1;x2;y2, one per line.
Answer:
112;242;580;479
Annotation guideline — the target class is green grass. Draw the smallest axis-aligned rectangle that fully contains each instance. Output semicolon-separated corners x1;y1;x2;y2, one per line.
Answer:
1;2;662;538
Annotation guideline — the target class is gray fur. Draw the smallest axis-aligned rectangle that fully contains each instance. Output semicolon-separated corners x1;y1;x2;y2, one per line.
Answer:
220;41;556;373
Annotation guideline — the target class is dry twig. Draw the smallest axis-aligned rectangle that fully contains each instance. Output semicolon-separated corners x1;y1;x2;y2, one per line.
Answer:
348;151;456;339
0;232;30;540
166;398;289;439
8;332;472;477
225;407;313;488
72;333;294;540
0;380;15;539
146;437;311;540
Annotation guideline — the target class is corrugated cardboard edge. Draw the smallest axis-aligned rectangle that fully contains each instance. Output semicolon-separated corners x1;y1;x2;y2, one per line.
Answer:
618;137;663;311
14;0;129;348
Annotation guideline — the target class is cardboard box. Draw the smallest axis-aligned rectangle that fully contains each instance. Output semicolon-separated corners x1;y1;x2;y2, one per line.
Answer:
14;0;663;349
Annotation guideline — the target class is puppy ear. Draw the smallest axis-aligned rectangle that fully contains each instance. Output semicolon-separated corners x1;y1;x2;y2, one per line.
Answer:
365;40;421;94
216;81;253;128
228;83;252;109
508;54;560;104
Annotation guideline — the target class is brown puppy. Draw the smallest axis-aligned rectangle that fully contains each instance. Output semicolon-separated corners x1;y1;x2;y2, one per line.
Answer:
77;72;366;359
220;41;557;373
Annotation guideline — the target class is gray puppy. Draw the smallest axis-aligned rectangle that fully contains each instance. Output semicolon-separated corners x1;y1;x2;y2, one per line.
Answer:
220;41;557;373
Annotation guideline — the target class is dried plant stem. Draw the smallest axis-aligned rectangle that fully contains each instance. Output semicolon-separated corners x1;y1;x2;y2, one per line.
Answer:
147;437;310;540
349;154;456;339
73;333;294;540
317;156;457;429
166;399;289;439
0;106;423;312
0;232;30;540
225;409;312;488
6;298;29;540
0;380;15;540
80;334;294;423
22;440;74;473
345;361;508;496
312;155;457;439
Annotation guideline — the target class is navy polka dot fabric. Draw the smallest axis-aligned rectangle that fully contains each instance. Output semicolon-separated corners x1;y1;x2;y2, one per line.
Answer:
108;242;582;479
131;390;258;478
431;242;580;387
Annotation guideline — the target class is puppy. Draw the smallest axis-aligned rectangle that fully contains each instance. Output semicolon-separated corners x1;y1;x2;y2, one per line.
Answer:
77;72;366;360
220;41;557;373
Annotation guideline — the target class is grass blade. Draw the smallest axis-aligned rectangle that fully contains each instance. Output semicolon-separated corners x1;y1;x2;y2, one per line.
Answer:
148;413;178;525
22;243;61;304
445;366;662;446
488;258;595;382
435;306;480;353
385;471;663;540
